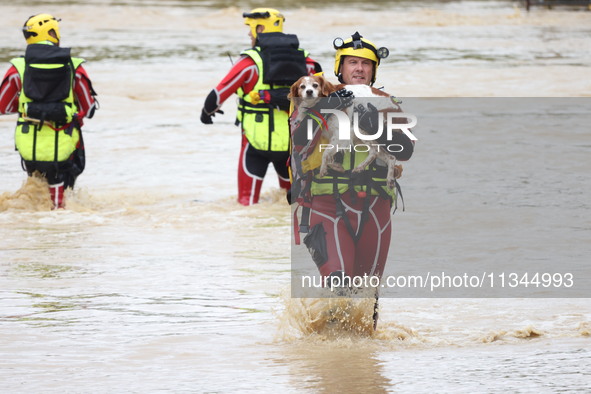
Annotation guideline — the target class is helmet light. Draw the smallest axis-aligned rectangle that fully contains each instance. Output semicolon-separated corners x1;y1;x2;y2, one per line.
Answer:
377;47;389;59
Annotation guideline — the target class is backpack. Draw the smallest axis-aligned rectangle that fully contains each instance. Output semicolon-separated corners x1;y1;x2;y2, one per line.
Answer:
22;44;75;126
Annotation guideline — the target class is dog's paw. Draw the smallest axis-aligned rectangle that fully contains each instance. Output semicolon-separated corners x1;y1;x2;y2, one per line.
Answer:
394;164;403;179
329;163;346;172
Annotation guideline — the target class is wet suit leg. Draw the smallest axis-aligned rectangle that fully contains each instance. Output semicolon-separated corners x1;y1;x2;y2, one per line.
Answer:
270;151;291;191
309;193;392;280
309;194;357;277
353;196;392;279
238;134;290;206
238;135;264;206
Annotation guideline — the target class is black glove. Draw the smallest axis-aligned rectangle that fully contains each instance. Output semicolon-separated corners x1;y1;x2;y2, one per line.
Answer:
324;88;354;110
356;102;380;133
200;108;224;124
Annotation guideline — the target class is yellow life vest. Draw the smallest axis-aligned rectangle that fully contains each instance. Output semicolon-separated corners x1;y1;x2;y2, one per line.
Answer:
309;148;397;200
237;35;309;152
10;43;83;162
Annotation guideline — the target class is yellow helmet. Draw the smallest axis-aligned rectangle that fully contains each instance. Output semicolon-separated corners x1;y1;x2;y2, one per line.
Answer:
333;32;389;84
243;8;285;39
22;14;61;45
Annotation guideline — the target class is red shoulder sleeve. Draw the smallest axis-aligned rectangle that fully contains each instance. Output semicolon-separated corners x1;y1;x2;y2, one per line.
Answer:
305;57;323;76
0;66;21;114
213;56;259;105
73;65;98;118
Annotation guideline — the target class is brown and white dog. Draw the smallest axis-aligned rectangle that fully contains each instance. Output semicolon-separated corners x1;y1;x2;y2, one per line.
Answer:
289;75;402;188
289;75;335;101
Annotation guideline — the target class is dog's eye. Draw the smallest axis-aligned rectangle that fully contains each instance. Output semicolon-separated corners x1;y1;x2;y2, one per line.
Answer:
312;83;319;88
300;85;306;89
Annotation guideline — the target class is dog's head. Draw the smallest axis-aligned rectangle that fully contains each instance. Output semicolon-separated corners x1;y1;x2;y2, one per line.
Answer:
289;75;336;100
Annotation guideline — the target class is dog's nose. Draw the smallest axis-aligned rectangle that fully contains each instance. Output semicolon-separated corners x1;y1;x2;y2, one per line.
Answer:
306;89;313;96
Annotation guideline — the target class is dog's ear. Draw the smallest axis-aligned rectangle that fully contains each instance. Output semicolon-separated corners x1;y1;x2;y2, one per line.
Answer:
320;78;335;97
288;78;301;99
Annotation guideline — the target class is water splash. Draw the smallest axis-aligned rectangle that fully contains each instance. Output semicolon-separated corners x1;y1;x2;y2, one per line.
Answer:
274;288;427;351
279;295;376;339
0;175;51;212
578;322;591;337
514;325;544;339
